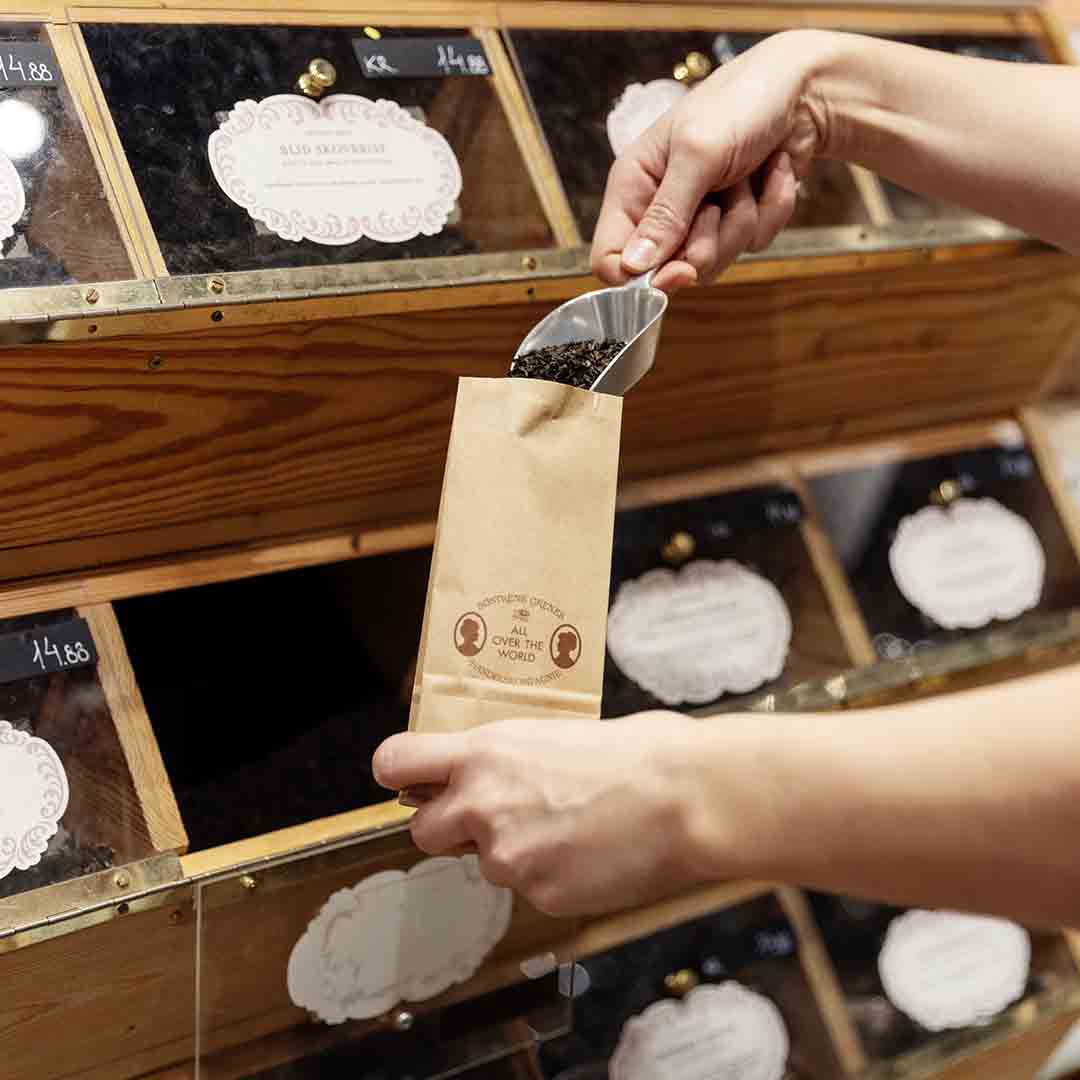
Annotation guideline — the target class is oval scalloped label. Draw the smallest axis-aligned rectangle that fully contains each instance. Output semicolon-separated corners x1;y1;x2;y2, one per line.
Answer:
606;559;792;705
0;720;69;881
208;94;462;245
606;79;688;157
888;498;1045;630
879;911;1030;1031
287;854;512;1024
611;983;790;1080
0;149;25;246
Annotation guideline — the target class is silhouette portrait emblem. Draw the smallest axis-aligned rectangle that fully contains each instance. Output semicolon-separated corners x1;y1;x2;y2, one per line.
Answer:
453;613;487;657
550;624;582;670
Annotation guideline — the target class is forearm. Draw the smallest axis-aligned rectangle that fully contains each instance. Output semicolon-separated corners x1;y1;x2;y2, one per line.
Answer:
801;30;1080;252
690;666;1080;926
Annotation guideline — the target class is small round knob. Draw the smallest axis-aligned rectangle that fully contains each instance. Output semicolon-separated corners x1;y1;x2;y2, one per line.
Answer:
673;61;690;83
663;968;700;997
297;59;337;98
308;58;337;89
662;531;696;566
391;1009;414;1032
932;478;962;505
685;52;713;80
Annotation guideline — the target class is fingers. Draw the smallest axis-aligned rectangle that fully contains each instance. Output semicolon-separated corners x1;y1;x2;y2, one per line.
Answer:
399;783;442;808
620;144;713;276
409;795;474;854
659;153;797;282
749;151;798;252
650;260;698;293
595;156;798;290
681;178;759;284
592;152;659;286
372;731;467;792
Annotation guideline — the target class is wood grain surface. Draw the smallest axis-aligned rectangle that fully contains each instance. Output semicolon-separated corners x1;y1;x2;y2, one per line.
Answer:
83;602;187;856
0;252;1075;584
0;891;197;1080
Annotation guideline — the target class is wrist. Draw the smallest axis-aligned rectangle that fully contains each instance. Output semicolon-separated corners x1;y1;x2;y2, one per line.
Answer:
671;715;795;885
788;29;884;162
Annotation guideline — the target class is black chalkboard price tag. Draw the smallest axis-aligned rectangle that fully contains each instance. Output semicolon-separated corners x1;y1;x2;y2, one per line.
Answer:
352;36;491;78
0;618;97;686
0;42;61;89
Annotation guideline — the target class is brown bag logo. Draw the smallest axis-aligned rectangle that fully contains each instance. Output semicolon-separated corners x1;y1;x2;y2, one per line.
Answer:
453;613;487;657
550;624;582;670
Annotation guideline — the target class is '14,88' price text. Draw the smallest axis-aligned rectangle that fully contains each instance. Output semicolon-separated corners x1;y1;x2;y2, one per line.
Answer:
31;636;91;672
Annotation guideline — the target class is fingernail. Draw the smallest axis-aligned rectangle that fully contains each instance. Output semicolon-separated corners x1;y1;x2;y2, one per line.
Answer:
399;791;422;808
372;744;392;786
623;236;658;273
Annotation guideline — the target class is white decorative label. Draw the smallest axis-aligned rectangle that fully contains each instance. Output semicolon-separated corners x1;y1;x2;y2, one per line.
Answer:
0;721;69;882
0;150;25;245
208;94;462;245
606;559;792;705
606;79;688;157
611;983;789;1080
888;498;1045;629
879;911;1030;1031
287;854;512;1024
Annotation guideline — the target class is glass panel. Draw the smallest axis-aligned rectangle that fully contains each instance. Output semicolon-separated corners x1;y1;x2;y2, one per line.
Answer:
195;841;571;1079
506;29;870;241
81;23;556;277
540;892;843;1078
810;893;1079;1070
805;439;1080;660
878;35;1050;222
1039;403;1080;512
0;23;133;289
604;484;852;718
113;550;428;851
0;607;156;911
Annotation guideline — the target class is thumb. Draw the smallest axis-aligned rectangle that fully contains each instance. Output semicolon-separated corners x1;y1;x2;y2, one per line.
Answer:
622;146;713;275
372;731;466;791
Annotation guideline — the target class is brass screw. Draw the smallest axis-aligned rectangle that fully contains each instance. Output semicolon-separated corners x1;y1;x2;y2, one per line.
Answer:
825;675;848;702
521;254;537;271
208;277;226;295
169;908;183;925
932;478;962;506
298;58;337;98
241;874;258;892
664;968;700;997
662;531;696;566
308;58;337;89
147;355;164;370
85;287;100;305
685;52;713;80
114;871;131;890
673;62;691;83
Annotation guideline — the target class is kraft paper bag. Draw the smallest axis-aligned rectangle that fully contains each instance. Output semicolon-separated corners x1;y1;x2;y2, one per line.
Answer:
409;377;623;734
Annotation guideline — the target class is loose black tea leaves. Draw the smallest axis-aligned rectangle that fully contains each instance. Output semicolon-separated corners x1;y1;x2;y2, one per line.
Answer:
509;339;625;389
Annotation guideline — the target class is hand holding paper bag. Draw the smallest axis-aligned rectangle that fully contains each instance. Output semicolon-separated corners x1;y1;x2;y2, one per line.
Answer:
374;712;716;917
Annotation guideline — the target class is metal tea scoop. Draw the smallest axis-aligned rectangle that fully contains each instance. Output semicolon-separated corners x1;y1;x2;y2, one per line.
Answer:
513;270;668;396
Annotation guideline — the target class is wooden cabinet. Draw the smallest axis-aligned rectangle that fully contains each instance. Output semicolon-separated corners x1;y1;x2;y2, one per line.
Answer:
1;2;1079;1078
